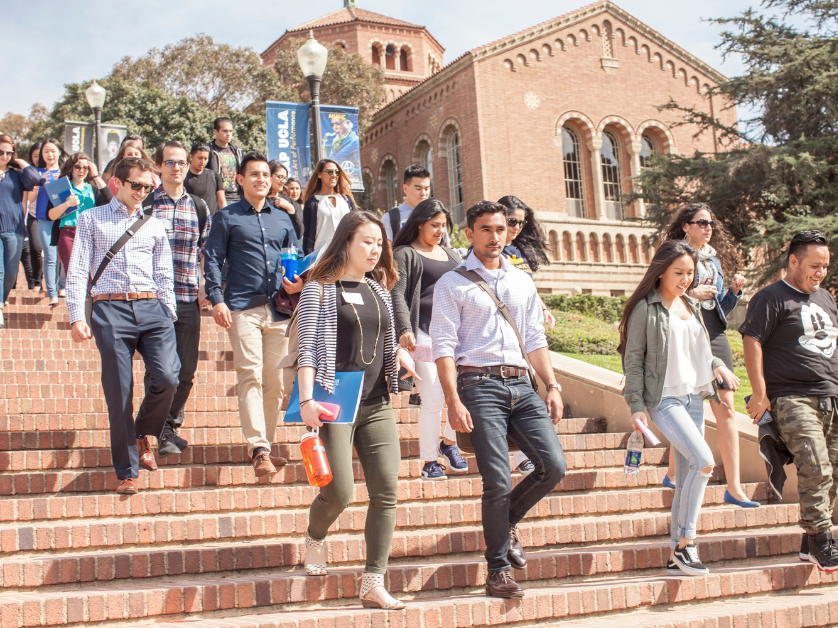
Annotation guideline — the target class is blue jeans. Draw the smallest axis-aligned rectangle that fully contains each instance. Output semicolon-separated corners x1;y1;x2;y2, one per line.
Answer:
37;219;65;298
0;232;25;304
648;394;715;547
457;373;567;572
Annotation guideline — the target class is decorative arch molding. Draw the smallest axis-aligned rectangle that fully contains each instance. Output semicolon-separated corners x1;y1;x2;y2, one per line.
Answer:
596;115;635;140
378;153;399;181
437;117;463;154
411;133;435;162
636;119;677;153
555;111;596;145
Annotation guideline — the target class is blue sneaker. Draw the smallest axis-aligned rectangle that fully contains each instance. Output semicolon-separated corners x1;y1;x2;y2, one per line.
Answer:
439;440;468;472
421;461;448;481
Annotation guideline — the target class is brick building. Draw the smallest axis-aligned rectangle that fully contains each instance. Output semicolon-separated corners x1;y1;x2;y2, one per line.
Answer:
266;0;736;294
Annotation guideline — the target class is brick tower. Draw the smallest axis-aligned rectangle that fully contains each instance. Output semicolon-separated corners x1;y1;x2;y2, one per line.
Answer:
261;0;445;103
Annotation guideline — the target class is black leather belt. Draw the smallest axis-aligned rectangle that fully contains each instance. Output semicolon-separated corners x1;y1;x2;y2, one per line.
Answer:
458;365;528;378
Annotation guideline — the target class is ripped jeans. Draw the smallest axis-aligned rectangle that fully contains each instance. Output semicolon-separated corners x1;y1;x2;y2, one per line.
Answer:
648;394;715;547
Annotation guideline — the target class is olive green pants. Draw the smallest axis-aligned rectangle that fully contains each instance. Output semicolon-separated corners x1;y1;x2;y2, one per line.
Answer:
307;400;401;574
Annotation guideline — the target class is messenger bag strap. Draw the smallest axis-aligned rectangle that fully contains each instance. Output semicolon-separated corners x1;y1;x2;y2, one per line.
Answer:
454;267;539;393
87;206;153;297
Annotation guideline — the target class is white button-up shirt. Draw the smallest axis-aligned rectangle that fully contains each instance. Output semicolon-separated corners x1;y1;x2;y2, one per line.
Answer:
66;197;176;324
430;251;547;367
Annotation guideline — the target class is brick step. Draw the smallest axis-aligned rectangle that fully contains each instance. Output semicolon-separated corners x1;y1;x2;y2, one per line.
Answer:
0;521;804;590
0;485;779;554
0;351;233;366
0;555;831;628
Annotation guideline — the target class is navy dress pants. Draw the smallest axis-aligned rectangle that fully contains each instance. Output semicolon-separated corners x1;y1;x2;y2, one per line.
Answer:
91;299;180;480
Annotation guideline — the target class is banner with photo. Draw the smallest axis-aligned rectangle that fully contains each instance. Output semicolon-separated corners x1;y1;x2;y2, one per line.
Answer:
63;121;94;158
319;105;363;191
98;124;128;170
266;101;311;184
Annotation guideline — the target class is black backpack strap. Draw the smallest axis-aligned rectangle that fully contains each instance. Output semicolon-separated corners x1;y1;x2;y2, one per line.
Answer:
388;208;401;240
87;211;153;296
188;193;208;236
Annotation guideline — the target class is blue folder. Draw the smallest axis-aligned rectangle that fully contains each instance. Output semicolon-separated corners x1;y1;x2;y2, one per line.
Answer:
43;176;73;210
283;371;365;424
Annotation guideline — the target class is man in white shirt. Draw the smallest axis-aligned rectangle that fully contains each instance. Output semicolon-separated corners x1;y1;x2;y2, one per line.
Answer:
431;201;566;599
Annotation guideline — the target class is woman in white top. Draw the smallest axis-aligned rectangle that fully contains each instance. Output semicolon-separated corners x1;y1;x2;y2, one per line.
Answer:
301;159;357;255
619;240;739;577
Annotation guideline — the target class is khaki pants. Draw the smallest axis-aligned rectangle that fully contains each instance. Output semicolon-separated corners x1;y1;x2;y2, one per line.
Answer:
227;304;290;456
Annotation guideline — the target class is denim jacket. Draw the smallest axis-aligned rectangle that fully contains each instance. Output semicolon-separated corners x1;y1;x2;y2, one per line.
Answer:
622;290;724;415
704;255;742;326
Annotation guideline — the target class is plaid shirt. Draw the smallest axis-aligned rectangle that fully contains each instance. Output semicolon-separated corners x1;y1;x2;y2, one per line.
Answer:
66;196;176;324
151;186;211;303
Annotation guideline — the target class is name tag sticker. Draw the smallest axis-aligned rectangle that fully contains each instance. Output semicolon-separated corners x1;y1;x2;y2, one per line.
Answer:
342;292;364;305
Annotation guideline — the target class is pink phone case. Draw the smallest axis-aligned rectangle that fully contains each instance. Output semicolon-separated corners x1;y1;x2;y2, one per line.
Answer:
318;402;341;421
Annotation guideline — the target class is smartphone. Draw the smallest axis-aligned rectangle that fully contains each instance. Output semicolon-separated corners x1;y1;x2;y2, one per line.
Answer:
318;402;341;422
744;395;773;425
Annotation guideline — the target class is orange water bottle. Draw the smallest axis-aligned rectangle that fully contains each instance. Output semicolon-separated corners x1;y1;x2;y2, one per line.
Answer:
300;430;332;487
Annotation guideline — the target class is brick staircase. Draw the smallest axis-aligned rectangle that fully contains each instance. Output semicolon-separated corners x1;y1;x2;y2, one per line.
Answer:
3;280;838;628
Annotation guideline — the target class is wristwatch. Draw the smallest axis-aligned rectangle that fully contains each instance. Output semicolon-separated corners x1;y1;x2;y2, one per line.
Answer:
546;383;562;392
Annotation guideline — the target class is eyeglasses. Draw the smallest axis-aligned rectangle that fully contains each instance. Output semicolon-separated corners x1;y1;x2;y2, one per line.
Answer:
274;174;287;181
687;219;716;229
163;160;187;169
0;150;14;158
507;218;527;228
323;169;341;176
121;179;155;195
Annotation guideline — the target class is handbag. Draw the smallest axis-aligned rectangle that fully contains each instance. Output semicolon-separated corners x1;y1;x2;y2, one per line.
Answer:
451;267;541;455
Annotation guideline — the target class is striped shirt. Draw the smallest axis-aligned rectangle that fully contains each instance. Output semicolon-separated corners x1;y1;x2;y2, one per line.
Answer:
66;196;177;324
430;251;547;367
297;279;399;395
151;186;211;303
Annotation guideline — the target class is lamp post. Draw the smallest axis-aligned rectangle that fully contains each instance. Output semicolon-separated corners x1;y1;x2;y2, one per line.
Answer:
297;31;329;165
84;80;107;170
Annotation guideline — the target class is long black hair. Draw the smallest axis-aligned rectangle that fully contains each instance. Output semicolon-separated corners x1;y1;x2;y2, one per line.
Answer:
663;202;743;278
37;137;69;170
28;141;43;165
497;195;550;271
392;198;452;249
617;239;698;355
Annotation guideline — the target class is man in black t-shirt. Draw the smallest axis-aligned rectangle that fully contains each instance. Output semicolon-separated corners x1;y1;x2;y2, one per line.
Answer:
185;142;225;216
207;117;243;204
740;230;838;572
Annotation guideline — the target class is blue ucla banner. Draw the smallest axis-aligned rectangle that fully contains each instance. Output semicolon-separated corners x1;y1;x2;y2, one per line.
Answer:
319;105;363;192
266;101;311;184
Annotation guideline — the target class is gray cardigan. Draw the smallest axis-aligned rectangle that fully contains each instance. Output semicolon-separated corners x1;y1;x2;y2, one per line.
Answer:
391;245;462;340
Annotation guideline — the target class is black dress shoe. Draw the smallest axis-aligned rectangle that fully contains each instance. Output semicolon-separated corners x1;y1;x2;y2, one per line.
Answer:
508;525;527;569
486;570;524;598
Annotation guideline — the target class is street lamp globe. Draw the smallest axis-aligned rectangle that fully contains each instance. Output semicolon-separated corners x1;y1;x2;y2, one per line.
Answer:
85;80;107;110
297;30;329;79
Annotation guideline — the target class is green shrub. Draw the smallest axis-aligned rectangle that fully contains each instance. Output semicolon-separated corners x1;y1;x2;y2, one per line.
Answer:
542;294;627;323
547;311;620;355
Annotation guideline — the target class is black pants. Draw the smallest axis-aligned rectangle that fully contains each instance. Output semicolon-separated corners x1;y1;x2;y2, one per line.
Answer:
91;299;180;479
143;299;201;429
20;216;42;289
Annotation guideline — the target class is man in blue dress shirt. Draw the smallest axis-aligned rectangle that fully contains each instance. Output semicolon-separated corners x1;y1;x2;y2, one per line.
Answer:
204;152;301;478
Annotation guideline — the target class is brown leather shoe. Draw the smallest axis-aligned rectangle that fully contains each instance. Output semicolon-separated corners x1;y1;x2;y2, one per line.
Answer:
252;451;277;477
486;570;524;598
270;455;288;467
137;437;158;471
116;478;138;494
508;525;527;569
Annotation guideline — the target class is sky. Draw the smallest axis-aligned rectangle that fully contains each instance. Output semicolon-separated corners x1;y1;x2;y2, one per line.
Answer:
3;0;770;124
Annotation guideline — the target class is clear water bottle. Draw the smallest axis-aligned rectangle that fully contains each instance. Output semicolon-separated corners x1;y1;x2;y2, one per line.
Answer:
624;431;643;475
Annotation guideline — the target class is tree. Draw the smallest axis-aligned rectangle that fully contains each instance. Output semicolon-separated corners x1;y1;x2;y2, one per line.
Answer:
633;0;838;291
0;104;49;146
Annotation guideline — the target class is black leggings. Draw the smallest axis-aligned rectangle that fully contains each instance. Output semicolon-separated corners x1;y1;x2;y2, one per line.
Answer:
20;215;42;288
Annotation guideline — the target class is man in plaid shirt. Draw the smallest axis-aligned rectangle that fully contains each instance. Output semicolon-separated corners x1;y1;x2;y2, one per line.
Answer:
148;141;212;457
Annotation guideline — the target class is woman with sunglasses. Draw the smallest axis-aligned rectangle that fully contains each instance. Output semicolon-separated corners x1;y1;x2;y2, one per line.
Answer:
268;161;303;239
46;152;111;271
301;160;357;255
0;134;40;326
497;196;557;476
662;203;755;507
34;138;70;305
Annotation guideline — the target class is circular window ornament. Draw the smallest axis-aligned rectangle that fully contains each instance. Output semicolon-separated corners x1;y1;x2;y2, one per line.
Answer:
525;92;540;109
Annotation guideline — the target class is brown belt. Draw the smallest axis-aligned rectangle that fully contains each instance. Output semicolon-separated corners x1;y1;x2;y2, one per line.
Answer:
92;292;158;303
458;365;528;378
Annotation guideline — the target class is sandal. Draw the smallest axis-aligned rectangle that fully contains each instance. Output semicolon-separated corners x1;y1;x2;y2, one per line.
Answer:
360;572;405;609
304;534;328;576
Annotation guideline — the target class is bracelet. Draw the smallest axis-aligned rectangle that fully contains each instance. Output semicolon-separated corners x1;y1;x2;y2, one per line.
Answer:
300;399;313;407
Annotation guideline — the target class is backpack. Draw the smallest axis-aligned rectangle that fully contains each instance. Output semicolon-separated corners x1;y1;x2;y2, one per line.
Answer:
143;193;208;235
388;207;401;240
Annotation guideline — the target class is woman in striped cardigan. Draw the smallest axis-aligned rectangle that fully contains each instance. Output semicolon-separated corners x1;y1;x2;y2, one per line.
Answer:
296;211;418;610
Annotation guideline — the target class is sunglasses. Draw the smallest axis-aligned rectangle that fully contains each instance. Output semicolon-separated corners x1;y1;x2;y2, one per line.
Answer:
73;164;89;171
163;160;187;169
274;174;287;181
323;169;341;176
0;150;14;158
121;179;155;195
687;219;716;229
507;218;527;227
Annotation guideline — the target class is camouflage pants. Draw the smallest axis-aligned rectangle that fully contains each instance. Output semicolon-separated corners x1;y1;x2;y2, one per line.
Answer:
774;395;838;535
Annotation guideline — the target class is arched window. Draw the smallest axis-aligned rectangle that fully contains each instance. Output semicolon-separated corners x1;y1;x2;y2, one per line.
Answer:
561;126;586;218
400;48;410;72
589;233;600;262
641;235;651;263
575;232;587;262
445;127;464;223
417;140;434;197
371;45;381;66
628;235;639;263
358;169;375;213
639;133;658;169
600;131;624;220
385;44;396;70
382;160;398;209
615;234;626;263
602;233;613;263
549;231;559;261
562;231;573;261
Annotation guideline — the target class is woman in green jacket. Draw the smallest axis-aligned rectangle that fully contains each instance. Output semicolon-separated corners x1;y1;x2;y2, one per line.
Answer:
618;240;739;577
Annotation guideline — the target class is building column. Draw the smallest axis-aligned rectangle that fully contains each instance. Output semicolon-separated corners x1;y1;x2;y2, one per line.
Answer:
627;140;646;218
587;137;606;220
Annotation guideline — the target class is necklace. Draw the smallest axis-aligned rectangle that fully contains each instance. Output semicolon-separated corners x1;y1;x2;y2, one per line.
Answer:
338;279;381;365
